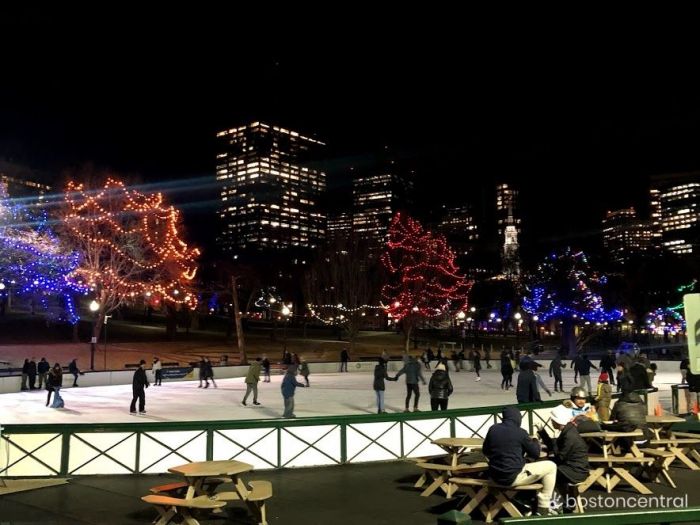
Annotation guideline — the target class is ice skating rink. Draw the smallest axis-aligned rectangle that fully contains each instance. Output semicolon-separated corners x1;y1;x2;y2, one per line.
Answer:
0;369;679;425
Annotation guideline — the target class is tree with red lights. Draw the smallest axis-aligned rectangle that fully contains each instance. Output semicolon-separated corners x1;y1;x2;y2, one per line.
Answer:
59;177;200;341
381;213;472;352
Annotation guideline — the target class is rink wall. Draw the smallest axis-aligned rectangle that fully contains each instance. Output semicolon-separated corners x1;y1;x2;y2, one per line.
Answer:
0;398;566;477
0;359;686;394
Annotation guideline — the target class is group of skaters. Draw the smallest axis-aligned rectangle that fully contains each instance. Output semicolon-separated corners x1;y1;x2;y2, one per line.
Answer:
19;357;83;409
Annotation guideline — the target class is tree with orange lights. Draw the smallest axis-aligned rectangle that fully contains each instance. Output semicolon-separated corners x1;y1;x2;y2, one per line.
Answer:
60;177;200;341
381;213;472;352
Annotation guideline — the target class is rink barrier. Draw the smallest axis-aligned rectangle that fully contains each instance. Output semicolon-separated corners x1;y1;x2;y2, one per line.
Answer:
1;399;570;477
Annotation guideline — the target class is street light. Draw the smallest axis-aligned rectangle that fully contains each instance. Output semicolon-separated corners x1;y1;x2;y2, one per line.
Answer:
282;304;292;357
89;300;100;370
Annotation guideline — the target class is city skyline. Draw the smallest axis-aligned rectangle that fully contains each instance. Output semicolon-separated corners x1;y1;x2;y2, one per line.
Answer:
2;8;700;257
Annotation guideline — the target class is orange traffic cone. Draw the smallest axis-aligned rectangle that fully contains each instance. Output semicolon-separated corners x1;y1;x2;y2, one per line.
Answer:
654;403;663;416
693;400;700;415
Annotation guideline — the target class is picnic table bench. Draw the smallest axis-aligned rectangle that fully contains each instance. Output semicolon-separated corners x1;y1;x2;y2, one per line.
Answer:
449;477;543;523
141;494;225;525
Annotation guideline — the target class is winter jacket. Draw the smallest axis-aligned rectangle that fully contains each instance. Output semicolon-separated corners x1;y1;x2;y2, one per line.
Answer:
501;354;513;374
516;369;541;403
428;370;453;400
596;382;613;421
600;354;616;371
47;369;63;390
629;362;651;391
152;360;162;372
575;356;596;376
262;358;271;371
69;360;79;374
373;363;395;391
483;406;541;485
473;354;481;371
28;360;37;376
203;361;214;379
299;362;310;377
608;391;652;440
395;360;425;385
281;372;305;398
550;423;590;483
132;367;149;391
22;360;30;374
549;357;563;378
245;361;262;384
37;360;50;374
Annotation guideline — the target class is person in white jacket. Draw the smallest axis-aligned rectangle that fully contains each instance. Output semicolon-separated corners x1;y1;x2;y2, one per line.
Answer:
152;357;163;386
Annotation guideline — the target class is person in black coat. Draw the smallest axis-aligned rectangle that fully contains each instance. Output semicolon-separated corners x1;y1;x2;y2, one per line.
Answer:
547;405;590;485
483;406;557;514
68;359;80;387
549;355;564;392
262;356;271;383
501;350;513;390
516;361;542;403
628;359;652;391
130;360;150;414
599;350;616;386
473;350;482;381
28;357;37;390
37;357;50;389
373;358;397;413
428;363;453;410
46;363;63;407
21;358;30;391
340;349;350;372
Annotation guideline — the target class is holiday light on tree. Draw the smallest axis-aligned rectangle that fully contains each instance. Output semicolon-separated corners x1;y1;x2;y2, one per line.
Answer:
381;212;472;350
61;177;200;329
523;248;622;356
0;183;85;323
644;307;686;336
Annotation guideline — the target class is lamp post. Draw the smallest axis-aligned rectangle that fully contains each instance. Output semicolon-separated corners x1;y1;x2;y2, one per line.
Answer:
103;314;112;371
514;312;522;347
89;300;100;370
282;304;292;356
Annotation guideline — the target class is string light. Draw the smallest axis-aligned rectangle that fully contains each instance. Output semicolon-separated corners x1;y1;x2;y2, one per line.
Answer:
63;178;199;309
380;213;472;321
644;307;685;335
523;248;622;324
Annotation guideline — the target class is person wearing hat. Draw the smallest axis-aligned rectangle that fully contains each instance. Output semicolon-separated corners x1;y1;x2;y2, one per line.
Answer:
548;404;590;509
428;363;453;411
595;372;613;422
483;406;557;515
515;360;543;403
562;386;600;433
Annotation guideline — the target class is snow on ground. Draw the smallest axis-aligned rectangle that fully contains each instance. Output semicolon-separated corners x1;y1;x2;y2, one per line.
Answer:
0;368;681;425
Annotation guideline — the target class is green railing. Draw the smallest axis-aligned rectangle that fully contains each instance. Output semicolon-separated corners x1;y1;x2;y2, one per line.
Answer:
1;399;565;477
500;507;700;524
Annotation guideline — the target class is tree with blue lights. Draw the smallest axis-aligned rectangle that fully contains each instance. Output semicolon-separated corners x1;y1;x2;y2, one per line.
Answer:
0;182;85;323
523;248;622;357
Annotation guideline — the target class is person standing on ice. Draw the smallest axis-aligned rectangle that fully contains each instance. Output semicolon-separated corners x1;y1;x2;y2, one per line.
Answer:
242;357;262;406
130;359;149;414
281;367;306;418
395;355;426;412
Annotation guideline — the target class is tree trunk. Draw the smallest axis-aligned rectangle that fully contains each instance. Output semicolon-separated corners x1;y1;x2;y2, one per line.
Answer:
231;276;247;365
72;322;79;343
561;318;577;358
404;323;413;352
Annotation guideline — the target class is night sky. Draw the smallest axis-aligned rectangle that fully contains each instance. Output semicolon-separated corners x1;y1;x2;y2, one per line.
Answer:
2;7;700;258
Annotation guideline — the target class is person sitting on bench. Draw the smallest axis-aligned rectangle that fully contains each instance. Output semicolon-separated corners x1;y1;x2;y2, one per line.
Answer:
483;406;558;516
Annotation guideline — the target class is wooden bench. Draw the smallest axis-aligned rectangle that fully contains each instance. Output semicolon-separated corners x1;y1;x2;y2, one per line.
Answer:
415;462;486;497
246;480;272;525
449;476;543;523
650;436;700;470
141;494;225;525
583;456;653;494
640;448;676;488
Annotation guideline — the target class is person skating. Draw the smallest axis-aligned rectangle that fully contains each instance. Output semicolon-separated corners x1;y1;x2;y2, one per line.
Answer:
152;357;162;386
549;354;564;392
281;367;306;418
340;348;350;372
262;355;271;382
21;358;29;391
373;358;397;414
599;349;616;386
28;357;37;390
501;350;513;390
299;358;310;386
473;349;482;381
46;363;63;407
130;360;149;414
68;358;81;387
203;357;216;388
395;356;426;412
515;361;542;403
242;357;262;406
428;363;453;410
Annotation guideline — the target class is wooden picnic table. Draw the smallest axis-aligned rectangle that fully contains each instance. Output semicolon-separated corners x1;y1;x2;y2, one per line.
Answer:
645;415;700;470
431;437;484;467
580;430;653;495
168;460;254;500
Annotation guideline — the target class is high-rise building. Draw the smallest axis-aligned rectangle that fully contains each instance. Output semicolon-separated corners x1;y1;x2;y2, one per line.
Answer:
215;122;326;254
352;165;414;252
649;188;663;250
326;212;353;241
496;183;521;278
436;205;479;257
651;172;700;256
601;208;654;264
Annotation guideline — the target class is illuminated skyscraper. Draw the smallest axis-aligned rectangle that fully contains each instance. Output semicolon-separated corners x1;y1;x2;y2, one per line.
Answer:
601;208;654;264
651;172;700;256
215;122;326;254
496;183;521;278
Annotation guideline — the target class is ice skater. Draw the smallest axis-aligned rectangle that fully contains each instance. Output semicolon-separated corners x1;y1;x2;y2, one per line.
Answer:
130;360;149;414
242;357;262;406
395;355;426;412
373;357;397;414
299;358;310;386
46;363;63;407
262;355;271;382
281;367;306;418
473;349;482;381
68;358;81;387
152;357;162;386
